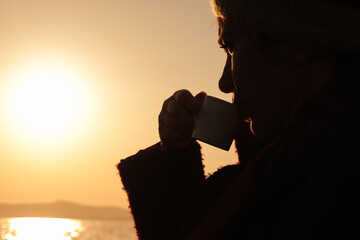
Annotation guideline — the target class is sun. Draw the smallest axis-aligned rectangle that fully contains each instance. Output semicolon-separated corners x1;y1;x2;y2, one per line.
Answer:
3;59;90;141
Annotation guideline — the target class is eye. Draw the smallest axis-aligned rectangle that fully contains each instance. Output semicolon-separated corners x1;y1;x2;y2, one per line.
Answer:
221;42;234;55
219;37;234;55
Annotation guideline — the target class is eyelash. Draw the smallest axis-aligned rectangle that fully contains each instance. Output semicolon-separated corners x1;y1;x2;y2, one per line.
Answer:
219;40;234;55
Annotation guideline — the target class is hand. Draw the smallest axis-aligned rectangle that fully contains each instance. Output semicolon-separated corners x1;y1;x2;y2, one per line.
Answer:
158;89;206;152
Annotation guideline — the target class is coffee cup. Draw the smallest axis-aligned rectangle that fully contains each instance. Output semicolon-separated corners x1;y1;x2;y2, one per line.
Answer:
192;95;239;151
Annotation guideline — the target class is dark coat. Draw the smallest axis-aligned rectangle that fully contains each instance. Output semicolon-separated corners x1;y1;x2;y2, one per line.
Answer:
118;85;360;239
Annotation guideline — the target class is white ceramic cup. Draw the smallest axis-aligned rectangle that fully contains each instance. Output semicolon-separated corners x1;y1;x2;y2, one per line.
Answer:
192;95;239;151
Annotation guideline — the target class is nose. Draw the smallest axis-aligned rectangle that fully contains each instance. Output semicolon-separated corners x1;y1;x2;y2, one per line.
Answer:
218;55;234;93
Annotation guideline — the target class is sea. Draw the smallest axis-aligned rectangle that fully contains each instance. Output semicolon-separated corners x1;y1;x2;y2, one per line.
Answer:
0;217;137;240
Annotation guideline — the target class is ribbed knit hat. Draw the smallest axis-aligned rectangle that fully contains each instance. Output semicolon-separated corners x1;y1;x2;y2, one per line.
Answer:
211;0;360;51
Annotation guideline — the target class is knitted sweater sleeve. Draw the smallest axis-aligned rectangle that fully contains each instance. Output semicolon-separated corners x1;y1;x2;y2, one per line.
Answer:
117;140;205;239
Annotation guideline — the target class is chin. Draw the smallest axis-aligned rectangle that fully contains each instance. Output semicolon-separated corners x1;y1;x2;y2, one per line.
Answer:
233;121;259;160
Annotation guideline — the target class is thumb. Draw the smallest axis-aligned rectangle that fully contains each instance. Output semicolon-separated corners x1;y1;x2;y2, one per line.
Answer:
195;91;207;102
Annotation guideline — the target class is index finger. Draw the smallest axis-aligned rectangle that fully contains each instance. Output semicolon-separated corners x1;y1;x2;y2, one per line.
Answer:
173;89;203;113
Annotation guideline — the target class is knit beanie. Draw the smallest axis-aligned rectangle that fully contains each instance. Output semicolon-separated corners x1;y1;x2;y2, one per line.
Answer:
211;0;360;51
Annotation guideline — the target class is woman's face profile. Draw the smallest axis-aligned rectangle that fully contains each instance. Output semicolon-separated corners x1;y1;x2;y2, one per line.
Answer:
218;20;312;140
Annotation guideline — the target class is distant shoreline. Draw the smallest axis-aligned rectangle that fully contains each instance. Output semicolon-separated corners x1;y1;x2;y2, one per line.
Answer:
0;201;131;220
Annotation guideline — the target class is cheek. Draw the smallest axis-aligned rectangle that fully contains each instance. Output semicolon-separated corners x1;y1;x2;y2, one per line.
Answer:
250;68;305;138
231;40;305;139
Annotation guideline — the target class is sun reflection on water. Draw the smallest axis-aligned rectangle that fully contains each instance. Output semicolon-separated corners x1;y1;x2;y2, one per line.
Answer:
2;218;81;240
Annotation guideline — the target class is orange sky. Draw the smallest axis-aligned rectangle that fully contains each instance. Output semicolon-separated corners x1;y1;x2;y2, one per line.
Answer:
0;0;238;209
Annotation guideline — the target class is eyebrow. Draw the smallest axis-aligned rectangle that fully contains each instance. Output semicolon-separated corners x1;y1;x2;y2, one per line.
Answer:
217;17;236;51
217;17;225;44
217;25;226;47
